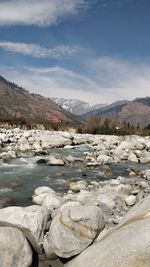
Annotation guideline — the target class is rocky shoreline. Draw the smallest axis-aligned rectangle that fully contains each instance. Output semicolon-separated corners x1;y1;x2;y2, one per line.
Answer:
0;128;150;266
0;128;150;164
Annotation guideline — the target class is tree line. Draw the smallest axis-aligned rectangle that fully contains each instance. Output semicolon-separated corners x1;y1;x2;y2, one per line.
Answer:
77;116;150;136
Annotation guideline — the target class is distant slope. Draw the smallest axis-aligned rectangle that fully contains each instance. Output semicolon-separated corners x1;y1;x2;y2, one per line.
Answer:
82;97;150;127
0;75;79;125
83;100;129;118
51;97;106;115
133;97;150;106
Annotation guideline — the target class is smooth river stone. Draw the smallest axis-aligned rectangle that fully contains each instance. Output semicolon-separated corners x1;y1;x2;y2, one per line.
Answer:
43;204;105;258
0;227;33;267
0;205;50;253
64;195;150;267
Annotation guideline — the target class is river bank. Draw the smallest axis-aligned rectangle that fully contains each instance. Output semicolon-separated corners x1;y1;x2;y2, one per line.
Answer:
0;128;150;266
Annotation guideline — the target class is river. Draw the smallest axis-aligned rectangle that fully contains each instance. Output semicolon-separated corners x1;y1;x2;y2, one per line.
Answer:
0;144;150;207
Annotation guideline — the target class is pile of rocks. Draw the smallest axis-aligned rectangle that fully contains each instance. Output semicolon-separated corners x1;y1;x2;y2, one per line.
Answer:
0;168;150;267
0;188;105;266
64;169;150;227
0;128;150;266
86;134;150;164
65;194;150;267
0;129;150;165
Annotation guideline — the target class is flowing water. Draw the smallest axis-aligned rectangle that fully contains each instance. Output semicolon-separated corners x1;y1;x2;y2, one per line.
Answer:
0;145;150;206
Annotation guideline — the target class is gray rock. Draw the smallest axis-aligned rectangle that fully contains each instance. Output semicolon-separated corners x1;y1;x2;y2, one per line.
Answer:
65;155;83;163
116;184;131;195
33;186;62;212
0;133;8;143
34;186;56;196
18;136;29;145
125;195;136;206
140;151;150;163
0;205;50;253
40;133;72;148
0;227;33;267
112;148;128;161
69;181;88;192
86;162;99;167
43;204;105;258
41;194;62;211
96;194;116;209
64;195;150;267
128;152;138;162
97;155;112;164
110;179;120;186
47;158;65;166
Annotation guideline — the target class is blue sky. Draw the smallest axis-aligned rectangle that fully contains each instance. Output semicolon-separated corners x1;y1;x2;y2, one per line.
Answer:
0;0;150;104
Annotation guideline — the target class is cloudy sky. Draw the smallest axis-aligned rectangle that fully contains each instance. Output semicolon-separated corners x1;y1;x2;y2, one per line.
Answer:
0;0;150;104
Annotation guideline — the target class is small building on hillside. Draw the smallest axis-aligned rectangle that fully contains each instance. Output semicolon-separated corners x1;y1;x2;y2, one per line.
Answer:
49;117;61;123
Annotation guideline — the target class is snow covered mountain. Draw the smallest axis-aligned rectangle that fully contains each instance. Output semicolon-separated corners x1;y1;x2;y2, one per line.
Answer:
51;98;106;115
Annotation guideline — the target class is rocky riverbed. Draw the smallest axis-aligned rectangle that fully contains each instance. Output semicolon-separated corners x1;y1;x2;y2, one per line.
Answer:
0;128;150;267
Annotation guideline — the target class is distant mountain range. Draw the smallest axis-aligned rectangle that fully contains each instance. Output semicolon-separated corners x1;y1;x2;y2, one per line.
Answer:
51;97;150;127
82;97;150;127
51;97;106;115
0;74;149;128
0;75;78;125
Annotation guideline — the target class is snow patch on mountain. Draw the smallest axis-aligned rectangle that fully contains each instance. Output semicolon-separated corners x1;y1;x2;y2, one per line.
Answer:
51;97;106;115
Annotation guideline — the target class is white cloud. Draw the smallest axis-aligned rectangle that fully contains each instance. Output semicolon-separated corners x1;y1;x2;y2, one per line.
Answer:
0;57;150;104
88;56;150;101
0;0;86;27
0;41;79;59
97;0;132;9
0;65;99;103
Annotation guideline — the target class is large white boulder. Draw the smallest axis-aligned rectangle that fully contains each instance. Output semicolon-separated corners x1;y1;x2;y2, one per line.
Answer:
34;186;56;196
43;204;105;258
0;205;50;253
64;195;150;267
0;227;33;267
39;133;72;148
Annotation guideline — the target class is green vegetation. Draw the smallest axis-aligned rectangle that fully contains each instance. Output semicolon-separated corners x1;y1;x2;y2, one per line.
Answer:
0;115;149;136
77;116;150;136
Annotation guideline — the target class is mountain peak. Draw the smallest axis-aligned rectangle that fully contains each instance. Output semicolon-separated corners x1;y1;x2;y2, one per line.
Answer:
51;97;107;115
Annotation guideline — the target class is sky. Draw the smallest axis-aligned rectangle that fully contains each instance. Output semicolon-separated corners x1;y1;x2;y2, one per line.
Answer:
0;0;150;104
